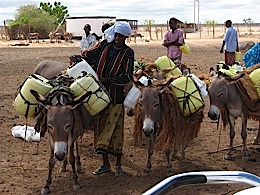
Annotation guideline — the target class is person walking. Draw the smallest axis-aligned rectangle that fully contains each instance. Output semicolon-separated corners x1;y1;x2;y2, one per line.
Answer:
80;24;97;56
83;22;134;176
220;20;239;65
162;17;185;69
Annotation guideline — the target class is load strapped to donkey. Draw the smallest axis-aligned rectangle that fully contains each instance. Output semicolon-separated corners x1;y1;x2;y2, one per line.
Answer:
128;56;206;175
13;59;111;133
12;59;112;193
208;62;260;161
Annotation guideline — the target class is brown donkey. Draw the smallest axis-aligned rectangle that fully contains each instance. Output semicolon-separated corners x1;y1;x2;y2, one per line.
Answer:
133;77;203;175
31;87;92;194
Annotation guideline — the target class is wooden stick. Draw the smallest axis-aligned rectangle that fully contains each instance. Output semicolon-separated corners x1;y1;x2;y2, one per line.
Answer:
207;143;252;154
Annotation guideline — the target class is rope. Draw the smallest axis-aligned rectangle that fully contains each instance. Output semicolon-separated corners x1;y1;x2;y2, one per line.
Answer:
216;114;223;151
171;76;205;115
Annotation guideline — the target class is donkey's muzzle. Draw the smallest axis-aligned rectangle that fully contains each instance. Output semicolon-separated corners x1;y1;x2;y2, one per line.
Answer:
142;128;154;137
55;152;65;161
208;105;219;121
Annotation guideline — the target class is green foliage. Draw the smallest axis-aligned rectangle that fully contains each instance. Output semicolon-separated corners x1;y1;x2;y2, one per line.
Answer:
143;19;155;26
243;18;254;34
9;4;56;38
243;18;253;24
40;1;69;25
204;20;217;37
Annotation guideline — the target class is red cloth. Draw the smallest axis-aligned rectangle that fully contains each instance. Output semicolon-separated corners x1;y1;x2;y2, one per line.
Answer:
225;51;235;65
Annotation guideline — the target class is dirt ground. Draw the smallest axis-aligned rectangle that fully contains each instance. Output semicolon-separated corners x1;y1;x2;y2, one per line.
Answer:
0;35;260;195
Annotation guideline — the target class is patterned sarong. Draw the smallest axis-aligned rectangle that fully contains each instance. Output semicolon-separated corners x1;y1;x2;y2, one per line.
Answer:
95;104;124;155
225;50;235;65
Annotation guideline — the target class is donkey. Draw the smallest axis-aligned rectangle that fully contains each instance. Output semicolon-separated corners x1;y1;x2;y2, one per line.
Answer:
208;72;260;161
30;87;92;194
34;56;84;80
133;77;203;175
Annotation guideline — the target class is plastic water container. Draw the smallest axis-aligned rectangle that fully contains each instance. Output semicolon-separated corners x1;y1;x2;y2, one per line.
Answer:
154;56;182;78
232;64;243;71
13;74;53;118
124;76;148;108
170;76;205;116
189;74;208;98
67;60;99;80
179;44;190;54
235;52;242;62
69;74;110;116
249;68;260;98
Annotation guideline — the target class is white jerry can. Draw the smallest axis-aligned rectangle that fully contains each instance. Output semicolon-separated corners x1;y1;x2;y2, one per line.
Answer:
124;76;149;109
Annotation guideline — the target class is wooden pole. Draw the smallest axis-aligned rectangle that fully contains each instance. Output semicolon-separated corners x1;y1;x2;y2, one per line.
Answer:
161;25;163;40
184;21;187;39
199;22;201;39
155;26;158;40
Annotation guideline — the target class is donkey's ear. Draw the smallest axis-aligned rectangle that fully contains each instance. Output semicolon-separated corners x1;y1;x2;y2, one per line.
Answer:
30;89;51;109
225;73;245;84
209;67;216;77
156;77;173;93
132;75;145;90
66;91;92;109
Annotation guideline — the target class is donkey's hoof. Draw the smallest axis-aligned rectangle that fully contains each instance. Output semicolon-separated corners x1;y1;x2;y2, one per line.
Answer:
41;187;50;195
142;170;150;176
224;154;232;160
242;156;249;161
73;183;80;191
60;167;66;172
76;165;81;173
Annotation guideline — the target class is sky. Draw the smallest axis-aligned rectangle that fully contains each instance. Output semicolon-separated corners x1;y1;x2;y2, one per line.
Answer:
0;0;259;25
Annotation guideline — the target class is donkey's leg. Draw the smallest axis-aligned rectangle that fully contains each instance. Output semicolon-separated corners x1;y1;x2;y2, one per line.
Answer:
225;115;236;160
60;156;68;172
41;152;56;195
75;140;81;172
143;136;155;175
241;115;248;161
253;121;260;145
180;142;187;161
165;148;174;176
69;142;80;190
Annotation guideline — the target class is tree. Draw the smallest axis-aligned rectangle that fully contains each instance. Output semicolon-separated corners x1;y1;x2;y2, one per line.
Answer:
205;20;217;38
40;2;69;25
143;19;155;40
9;5;56;39
243;18;253;35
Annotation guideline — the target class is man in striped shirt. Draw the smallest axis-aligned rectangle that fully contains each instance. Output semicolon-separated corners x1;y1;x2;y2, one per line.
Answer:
84;22;134;176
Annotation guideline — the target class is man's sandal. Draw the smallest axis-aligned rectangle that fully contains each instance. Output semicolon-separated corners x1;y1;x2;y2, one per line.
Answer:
92;166;111;175
115;166;125;176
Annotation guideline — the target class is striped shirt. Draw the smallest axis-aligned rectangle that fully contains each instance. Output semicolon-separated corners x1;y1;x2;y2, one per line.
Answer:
84;40;134;104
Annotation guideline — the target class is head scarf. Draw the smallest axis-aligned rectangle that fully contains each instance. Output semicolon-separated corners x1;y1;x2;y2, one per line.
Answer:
104;21;132;43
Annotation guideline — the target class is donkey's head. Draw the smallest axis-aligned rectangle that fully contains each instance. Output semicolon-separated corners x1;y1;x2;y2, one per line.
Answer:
207;72;245;120
31;88;91;161
133;77;173;137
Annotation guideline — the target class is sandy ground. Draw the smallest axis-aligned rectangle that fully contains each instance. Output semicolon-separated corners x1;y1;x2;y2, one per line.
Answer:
0;34;260;195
